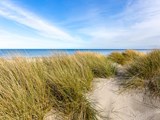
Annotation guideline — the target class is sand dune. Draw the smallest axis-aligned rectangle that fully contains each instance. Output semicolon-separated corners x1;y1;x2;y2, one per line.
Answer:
89;78;160;120
45;78;160;120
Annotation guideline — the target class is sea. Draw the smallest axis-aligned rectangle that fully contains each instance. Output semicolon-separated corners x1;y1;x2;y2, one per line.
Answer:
0;49;152;58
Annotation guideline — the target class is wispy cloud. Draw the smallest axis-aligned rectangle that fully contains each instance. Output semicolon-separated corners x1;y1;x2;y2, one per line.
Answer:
76;0;160;48
0;0;159;49
0;0;75;42
0;29;84;48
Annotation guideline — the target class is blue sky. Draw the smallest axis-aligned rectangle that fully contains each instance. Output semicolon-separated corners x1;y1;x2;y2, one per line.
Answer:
0;0;160;49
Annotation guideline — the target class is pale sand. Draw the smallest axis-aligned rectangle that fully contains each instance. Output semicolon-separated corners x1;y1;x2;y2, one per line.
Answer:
44;78;160;120
89;78;160;120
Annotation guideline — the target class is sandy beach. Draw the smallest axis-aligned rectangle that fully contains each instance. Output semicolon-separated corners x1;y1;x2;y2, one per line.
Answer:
89;78;160;120
1;50;160;119
45;78;160;120
0;0;159;118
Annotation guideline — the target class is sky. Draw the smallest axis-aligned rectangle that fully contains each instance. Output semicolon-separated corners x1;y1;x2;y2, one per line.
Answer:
0;0;160;49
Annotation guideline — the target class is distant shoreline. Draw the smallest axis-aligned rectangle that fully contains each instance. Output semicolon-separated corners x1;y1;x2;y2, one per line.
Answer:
0;49;153;57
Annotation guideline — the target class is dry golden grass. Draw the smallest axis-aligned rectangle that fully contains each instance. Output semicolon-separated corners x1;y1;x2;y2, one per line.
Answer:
75;52;116;78
0;53;115;120
0;57;51;119
108;50;144;65
121;50;160;98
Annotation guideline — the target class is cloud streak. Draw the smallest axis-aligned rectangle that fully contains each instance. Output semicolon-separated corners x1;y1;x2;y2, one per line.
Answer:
76;0;160;48
0;0;75;42
0;29;84;48
0;0;159;49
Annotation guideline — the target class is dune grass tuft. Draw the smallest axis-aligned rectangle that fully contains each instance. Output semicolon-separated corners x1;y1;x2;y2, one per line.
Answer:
121;50;160;97
42;55;98;119
0;57;51;120
0;52;116;120
108;50;144;65
75;52;116;78
108;52;125;65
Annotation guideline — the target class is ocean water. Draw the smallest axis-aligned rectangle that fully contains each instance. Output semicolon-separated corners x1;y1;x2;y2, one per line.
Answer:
0;49;151;57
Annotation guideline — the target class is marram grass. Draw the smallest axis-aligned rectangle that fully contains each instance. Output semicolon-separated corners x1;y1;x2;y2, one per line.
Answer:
0;58;51;120
42;55;96;119
121;50;160;98
108;50;144;65
75;52;116;78
0;53;115;120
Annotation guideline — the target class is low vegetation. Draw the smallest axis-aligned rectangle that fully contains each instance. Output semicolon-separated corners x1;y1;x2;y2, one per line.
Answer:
0;53;115;120
122;50;160;98
43;55;97;119
108;50;144;65
75;52;116;78
1;50;159;119
0;58;51;119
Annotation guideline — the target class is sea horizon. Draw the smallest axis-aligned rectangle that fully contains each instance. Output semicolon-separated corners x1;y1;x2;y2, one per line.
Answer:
0;49;153;57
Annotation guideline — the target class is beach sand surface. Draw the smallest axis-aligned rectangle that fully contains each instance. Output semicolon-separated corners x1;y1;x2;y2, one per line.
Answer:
89;78;160;120
44;78;160;120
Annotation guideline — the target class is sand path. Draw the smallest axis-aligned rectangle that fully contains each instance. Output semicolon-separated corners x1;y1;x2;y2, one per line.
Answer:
89;78;160;120
44;78;160;120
